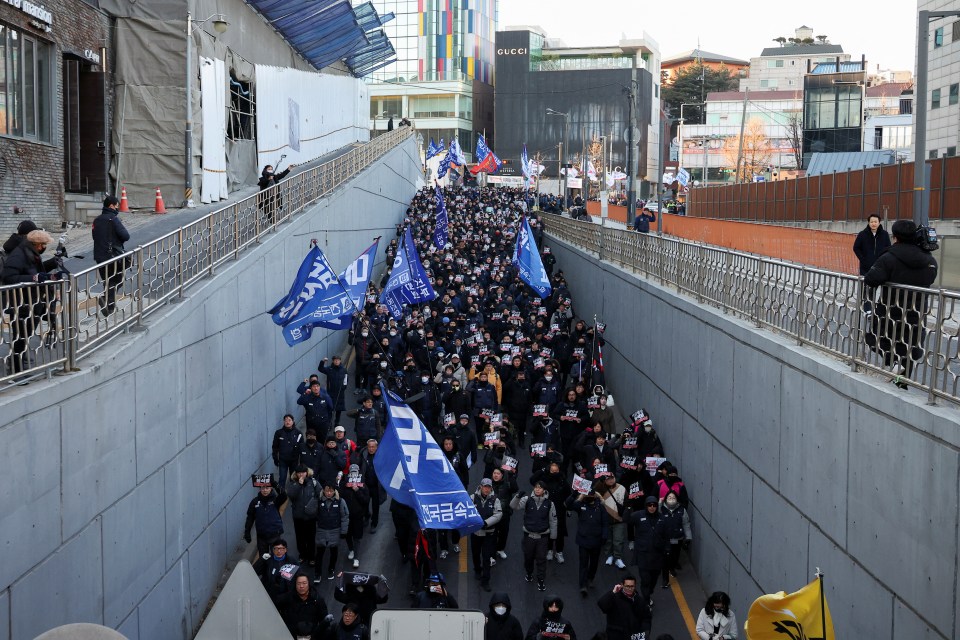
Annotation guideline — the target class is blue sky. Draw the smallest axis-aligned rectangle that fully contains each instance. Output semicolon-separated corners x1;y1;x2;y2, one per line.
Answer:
499;1;918;73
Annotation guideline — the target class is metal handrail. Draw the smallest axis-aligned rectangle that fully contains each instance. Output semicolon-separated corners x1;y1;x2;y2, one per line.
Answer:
545;215;960;407
0;127;413;385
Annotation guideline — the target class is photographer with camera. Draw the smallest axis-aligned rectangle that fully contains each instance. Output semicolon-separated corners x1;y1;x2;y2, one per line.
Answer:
2;229;61;374
413;573;458;609
864;219;938;388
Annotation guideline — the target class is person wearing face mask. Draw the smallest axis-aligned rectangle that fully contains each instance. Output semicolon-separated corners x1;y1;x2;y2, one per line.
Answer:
485;593;523;640
695;591;738;640
525;595;576;640
299;429;323;477
565;484;608;597
631;496;669;606
411;370;440;434
286;464;322;567
636;419;665;461
532;368;562;409
353;324;376;391
659;490;692;587
503;369;533;447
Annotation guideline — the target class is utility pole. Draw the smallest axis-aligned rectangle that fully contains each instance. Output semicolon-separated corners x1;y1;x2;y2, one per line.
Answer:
626;69;638;225
734;88;749;182
913;9;960;224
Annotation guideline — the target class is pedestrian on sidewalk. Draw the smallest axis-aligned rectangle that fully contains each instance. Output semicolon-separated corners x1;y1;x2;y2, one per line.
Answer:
258;162;296;224
92;195;130;317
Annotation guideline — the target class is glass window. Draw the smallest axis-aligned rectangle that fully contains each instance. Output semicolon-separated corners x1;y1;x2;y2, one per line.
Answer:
947;146;957;157
929;149;938;159
934;27;944;47
932;88;941;109
950;83;959;106
0;24;52;142
954;20;960;43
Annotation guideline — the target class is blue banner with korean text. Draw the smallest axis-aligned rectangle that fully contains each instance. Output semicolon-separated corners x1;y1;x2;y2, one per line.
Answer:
372;385;484;533
513;215;552;298
433;185;449;250
379;228;436;319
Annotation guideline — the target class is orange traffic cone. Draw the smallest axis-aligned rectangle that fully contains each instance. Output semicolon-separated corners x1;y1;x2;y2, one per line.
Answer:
153;187;167;214
118;187;130;212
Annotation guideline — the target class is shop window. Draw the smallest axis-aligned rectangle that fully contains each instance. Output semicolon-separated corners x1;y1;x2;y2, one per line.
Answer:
227;73;255;141
0;24;53;142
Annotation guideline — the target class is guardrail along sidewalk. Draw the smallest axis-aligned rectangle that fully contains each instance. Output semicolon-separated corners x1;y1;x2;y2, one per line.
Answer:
0;127;413;386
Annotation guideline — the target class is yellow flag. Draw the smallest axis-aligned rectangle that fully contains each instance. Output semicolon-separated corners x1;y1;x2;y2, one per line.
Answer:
744;578;835;640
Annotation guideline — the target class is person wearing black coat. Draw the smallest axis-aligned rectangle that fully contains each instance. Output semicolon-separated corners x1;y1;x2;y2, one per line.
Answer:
852;214;892;276
1;229;59;373
91;195;131;317
253;538;299;604
485;592;524;640
319;356;350;424
316;435;348;488
502;369;533;445
286;465;322;566
258;162;295;223
530;462;570;558
566;489;609;594
339;465;371;569
333;603;370;640
443;384;473;421
277;573;331;640
864;219;938;383
631;496;669;604
2;219;38;254
272;415;304;490
596;575;653;640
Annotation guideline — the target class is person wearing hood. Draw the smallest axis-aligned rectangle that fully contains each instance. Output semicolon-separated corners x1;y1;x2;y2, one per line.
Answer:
596;574;653;640
471;478;503;592
511;479;558;592
315;482;349;581
339;464;370;569
695;591;739;640
485;592;523;640
286;464;322;566
659;490;692;587
525;595;577;640
414;572;458;609
864;218;938;385
258;162;296;223
631;496;669;605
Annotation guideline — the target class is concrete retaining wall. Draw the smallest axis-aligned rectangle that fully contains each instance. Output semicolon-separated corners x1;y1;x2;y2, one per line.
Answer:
545;233;960;640
0;138;422;640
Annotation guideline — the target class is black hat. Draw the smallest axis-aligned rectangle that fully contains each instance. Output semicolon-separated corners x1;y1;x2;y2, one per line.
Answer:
16;220;38;235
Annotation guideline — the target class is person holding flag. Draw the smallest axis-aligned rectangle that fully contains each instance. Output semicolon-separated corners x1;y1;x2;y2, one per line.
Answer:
513;215;552;298
379;227;437;319
433;184;449;251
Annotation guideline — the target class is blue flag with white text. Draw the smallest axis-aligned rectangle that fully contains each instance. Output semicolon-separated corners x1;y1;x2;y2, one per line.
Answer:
433;185;449;250
269;245;338;327
437;145;453;179
513;215;552;298
372;385;484;533
379;228;437;319
521;143;531;188
426;138;441;160
281;239;380;345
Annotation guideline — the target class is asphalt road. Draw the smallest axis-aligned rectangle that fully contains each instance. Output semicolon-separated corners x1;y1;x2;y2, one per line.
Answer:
259;362;705;640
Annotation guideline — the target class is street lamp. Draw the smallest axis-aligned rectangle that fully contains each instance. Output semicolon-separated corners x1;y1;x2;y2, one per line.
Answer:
185;12;229;208
546;108;570;211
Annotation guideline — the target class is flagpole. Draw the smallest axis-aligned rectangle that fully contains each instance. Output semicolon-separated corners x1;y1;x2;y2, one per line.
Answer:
591;313;598;387
816;568;828;640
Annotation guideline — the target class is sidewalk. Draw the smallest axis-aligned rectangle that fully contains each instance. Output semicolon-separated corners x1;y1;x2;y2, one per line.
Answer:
58;142;362;273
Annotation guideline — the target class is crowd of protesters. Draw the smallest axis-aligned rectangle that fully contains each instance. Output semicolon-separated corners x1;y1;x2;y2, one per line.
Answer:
248;184;734;640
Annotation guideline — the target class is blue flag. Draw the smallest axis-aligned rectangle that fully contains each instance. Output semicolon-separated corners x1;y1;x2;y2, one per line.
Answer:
433;185;448;250
426;138;441;160
373;385;484;533
268;245;338;327
521;143;531;188
513;215;552;298
437;144;454;179
281;240;380;345
379;228;437;319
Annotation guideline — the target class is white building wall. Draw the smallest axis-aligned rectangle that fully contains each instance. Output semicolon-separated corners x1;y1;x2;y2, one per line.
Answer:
918;0;960;158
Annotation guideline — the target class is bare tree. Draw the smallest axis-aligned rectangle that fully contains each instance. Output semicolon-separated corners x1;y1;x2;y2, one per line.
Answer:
816;35;829;44
723;119;772;181
784;110;803;169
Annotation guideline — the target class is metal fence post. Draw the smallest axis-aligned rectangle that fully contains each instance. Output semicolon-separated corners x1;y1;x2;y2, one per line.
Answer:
234;206;241;260
177;227;186;299
796;267;808;344
208;214;216;276
926;289;946;405
721;250;732;314
64;276;78;372
753;260;765;327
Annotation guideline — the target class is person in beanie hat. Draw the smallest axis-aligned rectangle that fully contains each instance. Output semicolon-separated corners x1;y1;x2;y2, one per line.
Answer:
525;595;577;640
2;219;38;254
286;463;321;565
339;463;370;568
471;478;502;591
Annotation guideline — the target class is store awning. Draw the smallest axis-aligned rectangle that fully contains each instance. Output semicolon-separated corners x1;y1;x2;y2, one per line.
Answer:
243;0;395;77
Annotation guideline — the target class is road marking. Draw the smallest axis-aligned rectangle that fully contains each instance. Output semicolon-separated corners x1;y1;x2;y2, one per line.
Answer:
670;578;699;639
